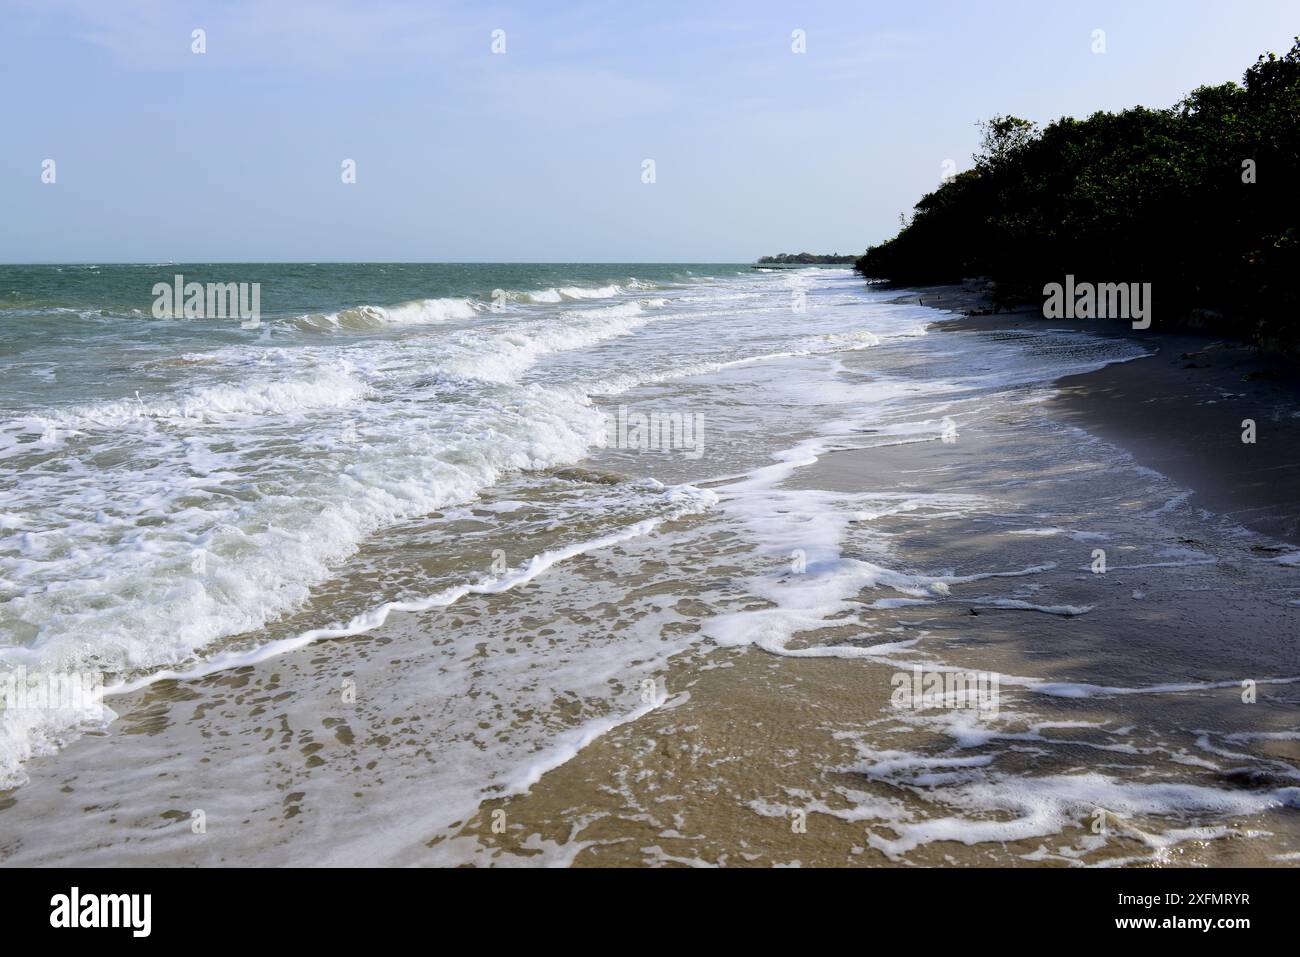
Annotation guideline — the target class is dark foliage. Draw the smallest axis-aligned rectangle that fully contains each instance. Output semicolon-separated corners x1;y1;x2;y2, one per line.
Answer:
855;39;1300;348
759;252;858;264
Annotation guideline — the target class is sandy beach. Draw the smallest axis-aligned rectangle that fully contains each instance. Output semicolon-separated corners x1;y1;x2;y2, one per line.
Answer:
912;285;1300;546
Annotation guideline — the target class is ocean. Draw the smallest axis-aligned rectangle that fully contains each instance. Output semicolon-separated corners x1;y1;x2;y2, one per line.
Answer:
0;263;922;775
2;264;1299;865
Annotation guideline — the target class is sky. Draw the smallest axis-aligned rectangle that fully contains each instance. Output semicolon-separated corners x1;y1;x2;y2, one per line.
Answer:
1;0;1296;263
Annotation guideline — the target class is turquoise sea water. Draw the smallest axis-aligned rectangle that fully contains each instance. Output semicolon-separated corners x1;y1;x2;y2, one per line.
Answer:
0;263;748;408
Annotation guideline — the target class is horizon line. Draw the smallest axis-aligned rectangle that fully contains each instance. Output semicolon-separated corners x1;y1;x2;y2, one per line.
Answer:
0;259;791;267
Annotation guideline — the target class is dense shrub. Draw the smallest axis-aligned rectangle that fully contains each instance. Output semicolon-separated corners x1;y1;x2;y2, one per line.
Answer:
855;39;1300;348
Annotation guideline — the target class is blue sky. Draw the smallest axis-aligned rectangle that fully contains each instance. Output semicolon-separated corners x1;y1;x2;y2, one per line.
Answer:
2;0;1296;262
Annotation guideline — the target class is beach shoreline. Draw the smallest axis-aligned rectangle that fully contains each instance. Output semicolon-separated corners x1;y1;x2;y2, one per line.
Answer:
893;284;1300;547
4;270;1299;868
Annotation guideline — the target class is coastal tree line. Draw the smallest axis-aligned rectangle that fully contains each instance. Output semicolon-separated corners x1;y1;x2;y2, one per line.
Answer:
855;39;1300;349
759;252;858;264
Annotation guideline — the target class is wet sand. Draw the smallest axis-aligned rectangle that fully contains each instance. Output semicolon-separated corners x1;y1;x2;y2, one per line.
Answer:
908;284;1300;546
467;349;1300;866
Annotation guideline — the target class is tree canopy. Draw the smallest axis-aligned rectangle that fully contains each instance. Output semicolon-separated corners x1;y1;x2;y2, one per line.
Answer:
759;252;858;264
855;39;1300;349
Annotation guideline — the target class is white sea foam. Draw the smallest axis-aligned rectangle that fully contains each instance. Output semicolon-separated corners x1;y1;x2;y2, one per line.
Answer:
297;296;483;329
20;367;371;432
863;771;1300;859
106;481;716;697
557;284;624;299
3;299;703;782
969;598;1093;616
502;283;636;305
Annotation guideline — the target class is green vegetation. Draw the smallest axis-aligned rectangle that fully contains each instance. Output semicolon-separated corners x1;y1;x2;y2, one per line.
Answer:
759;252;858;264
855;39;1300;349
